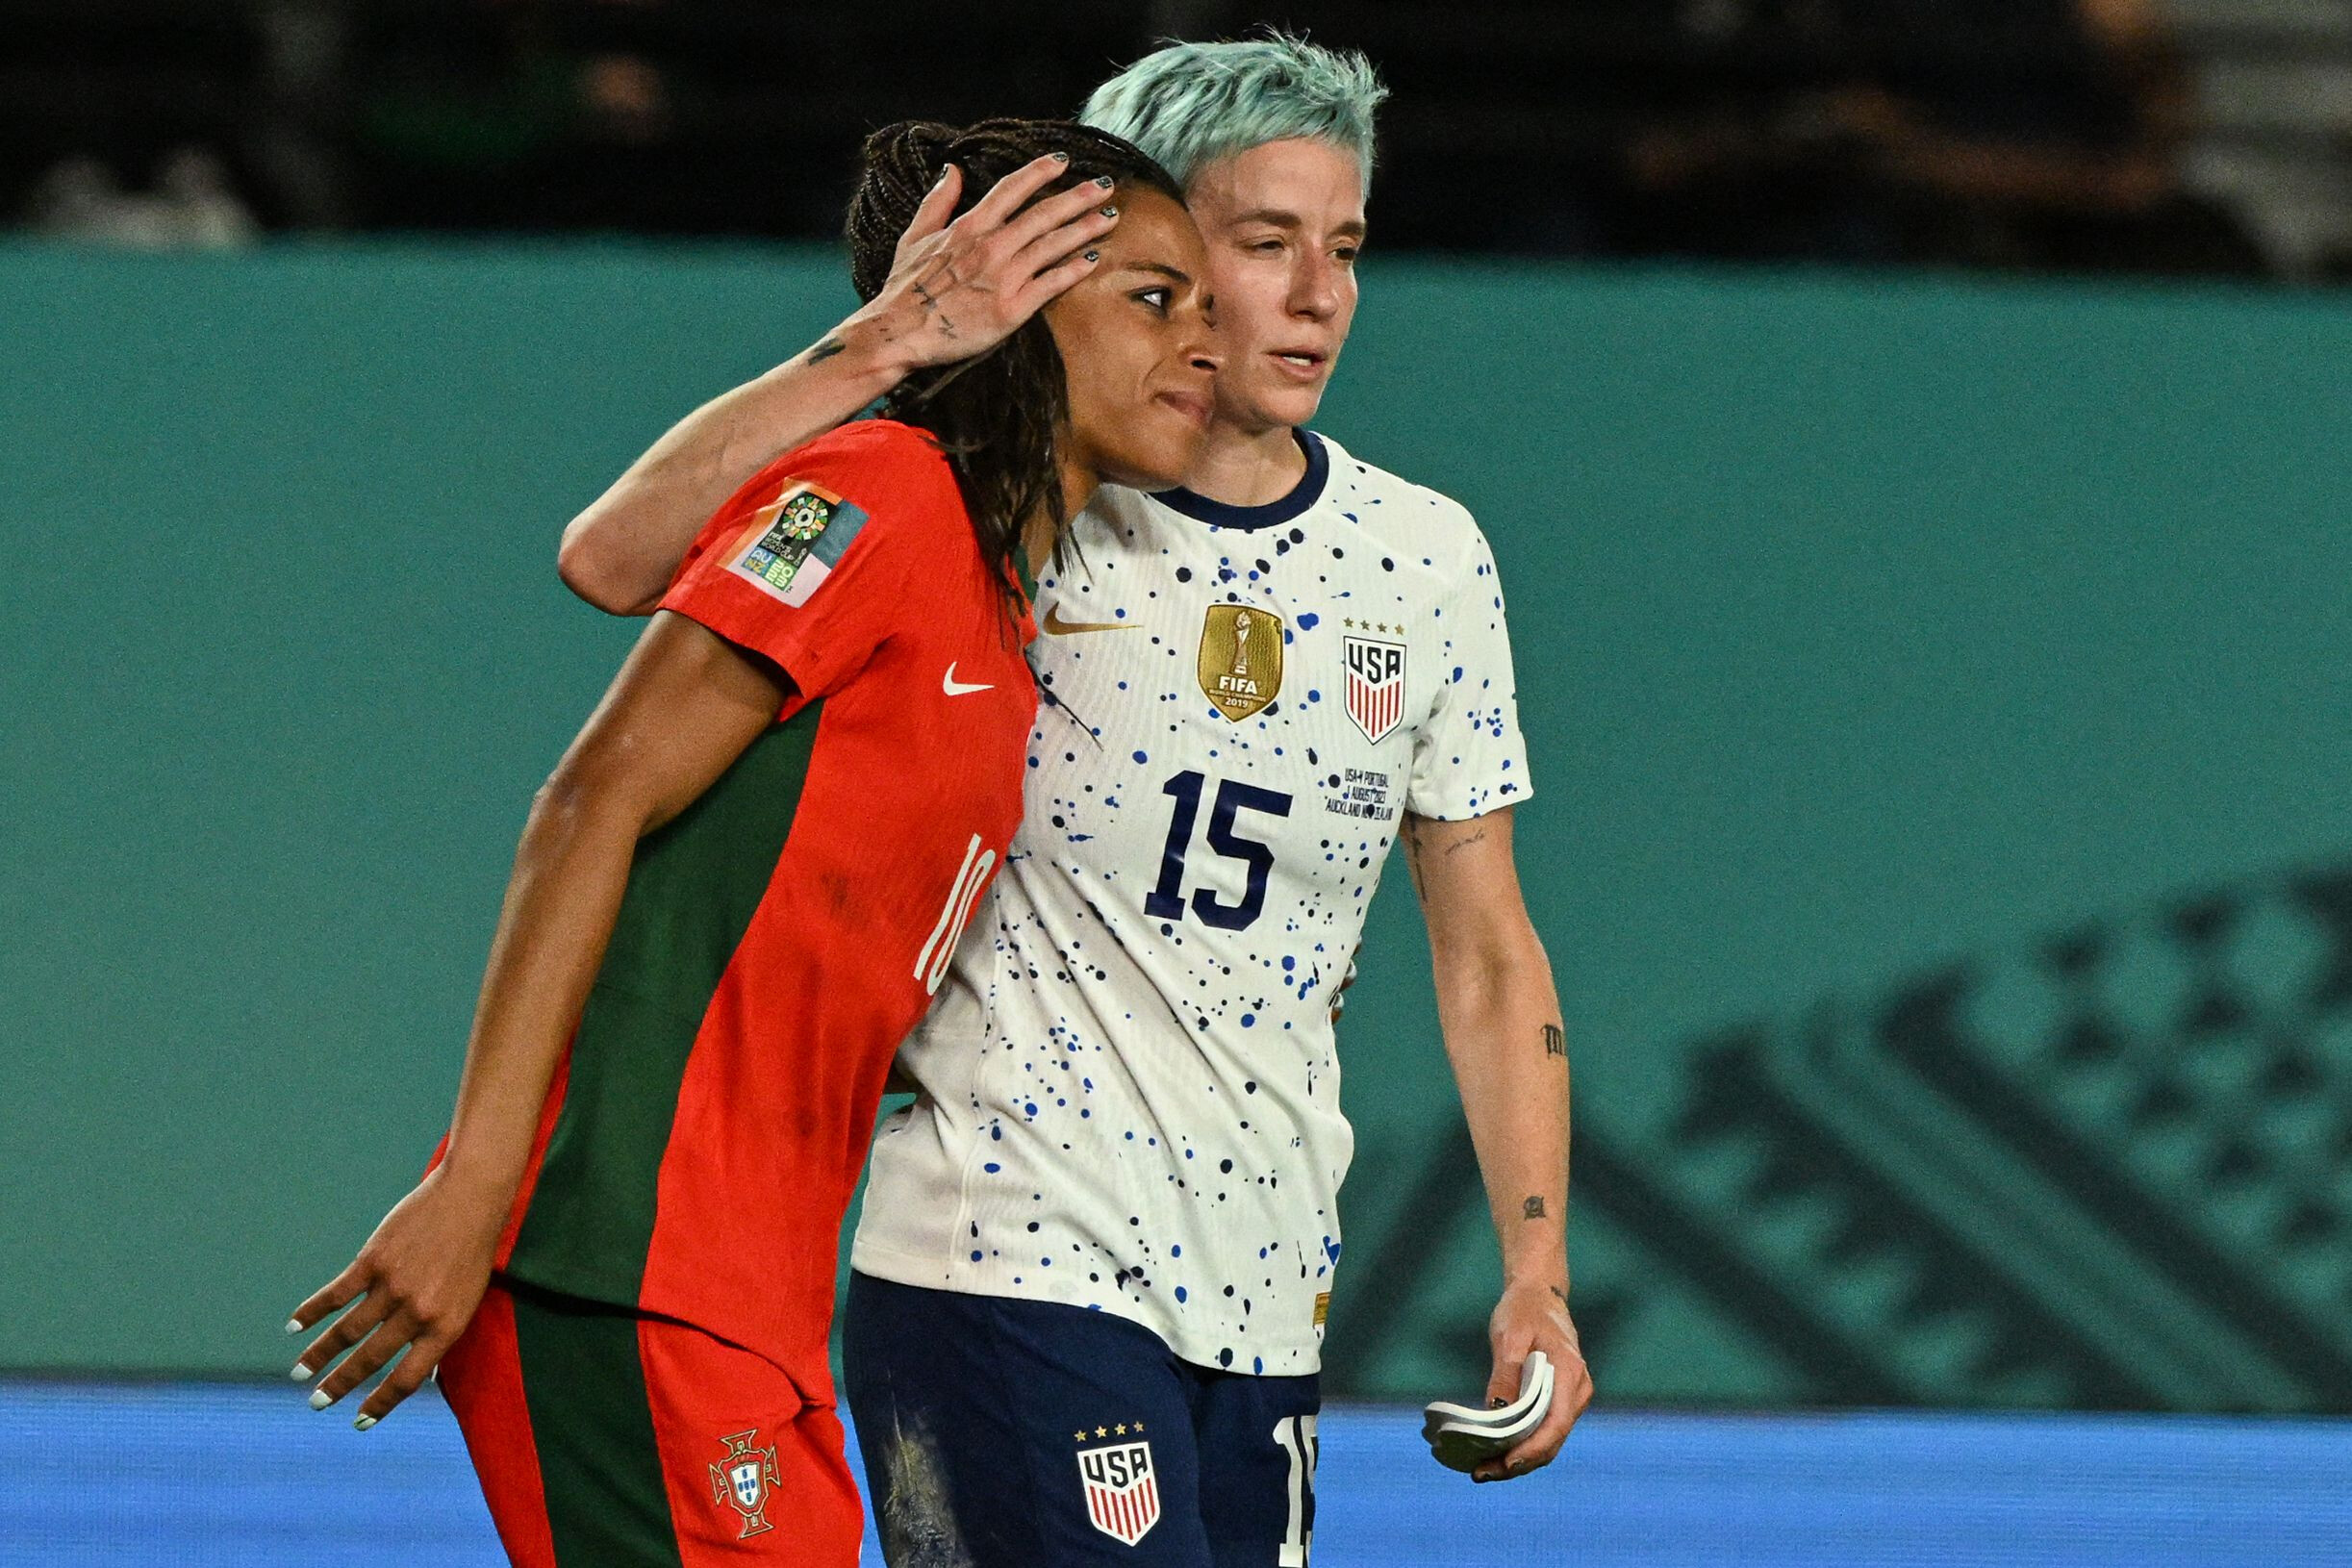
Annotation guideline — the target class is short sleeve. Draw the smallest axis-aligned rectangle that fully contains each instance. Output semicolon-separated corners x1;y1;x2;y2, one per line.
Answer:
1406;516;1533;821
658;421;953;700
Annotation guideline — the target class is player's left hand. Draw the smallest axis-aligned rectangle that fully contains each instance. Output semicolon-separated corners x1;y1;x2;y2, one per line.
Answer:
1475;1278;1592;1482
852;154;1121;377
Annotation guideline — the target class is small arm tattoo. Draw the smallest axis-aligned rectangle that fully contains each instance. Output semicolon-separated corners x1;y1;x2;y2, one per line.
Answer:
1443;826;1489;857
1542;1024;1564;1058
1550;1284;1568;1305
804;336;846;366
1522;1196;1547;1220
1397;819;1428;899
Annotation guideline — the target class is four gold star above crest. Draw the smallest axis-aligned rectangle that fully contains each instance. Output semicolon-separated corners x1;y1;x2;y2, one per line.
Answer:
1076;1420;1148;1443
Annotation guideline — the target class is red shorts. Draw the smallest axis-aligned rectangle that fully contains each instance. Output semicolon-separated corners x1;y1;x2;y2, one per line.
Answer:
438;1280;863;1566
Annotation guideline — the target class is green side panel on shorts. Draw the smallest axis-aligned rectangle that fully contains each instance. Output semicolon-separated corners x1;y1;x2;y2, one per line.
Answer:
507;700;822;1303
510;1284;689;1568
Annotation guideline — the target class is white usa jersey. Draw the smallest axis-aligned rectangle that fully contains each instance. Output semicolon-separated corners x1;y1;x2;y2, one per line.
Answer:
852;432;1530;1374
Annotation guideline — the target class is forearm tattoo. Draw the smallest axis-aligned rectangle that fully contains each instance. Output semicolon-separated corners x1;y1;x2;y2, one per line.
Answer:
1522;1196;1547;1220
1542;1024;1564;1059
804;336;846;366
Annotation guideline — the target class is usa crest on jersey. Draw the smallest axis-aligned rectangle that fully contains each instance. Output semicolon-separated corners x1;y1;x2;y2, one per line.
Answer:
1077;1436;1160;1545
1344;631;1407;744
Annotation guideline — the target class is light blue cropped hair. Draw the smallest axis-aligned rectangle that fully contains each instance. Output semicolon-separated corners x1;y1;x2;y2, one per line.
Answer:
1079;32;1389;193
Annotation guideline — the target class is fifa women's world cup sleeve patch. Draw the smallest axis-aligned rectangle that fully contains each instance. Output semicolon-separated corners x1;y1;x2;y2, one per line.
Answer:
721;482;868;606
658;456;908;700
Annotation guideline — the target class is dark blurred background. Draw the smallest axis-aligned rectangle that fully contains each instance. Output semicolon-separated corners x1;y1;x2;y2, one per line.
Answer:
9;0;2350;282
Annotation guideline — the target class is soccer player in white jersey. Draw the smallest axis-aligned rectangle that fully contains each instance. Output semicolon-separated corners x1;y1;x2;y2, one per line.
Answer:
560;36;1590;1566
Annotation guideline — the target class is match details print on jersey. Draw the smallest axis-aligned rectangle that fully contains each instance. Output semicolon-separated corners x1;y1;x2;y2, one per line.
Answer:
857;430;1530;1378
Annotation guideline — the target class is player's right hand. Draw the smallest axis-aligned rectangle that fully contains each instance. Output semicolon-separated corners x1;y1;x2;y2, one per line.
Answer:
855;153;1123;375
285;1163;506;1429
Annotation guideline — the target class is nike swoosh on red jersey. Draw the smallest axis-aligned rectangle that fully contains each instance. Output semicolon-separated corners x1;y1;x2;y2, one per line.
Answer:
1043;605;1140;636
942;663;994;696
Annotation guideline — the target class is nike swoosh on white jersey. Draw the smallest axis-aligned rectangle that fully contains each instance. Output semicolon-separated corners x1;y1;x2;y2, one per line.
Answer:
1043;605;1139;636
942;663;993;696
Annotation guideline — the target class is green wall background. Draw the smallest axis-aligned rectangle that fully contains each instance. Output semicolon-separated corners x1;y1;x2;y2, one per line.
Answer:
5;242;2348;1407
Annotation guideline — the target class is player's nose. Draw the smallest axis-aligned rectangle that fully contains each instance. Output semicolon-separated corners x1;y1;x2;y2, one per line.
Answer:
1290;253;1342;319
1179;318;1223;379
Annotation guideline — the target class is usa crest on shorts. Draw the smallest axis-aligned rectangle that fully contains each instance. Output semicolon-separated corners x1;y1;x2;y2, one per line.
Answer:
708;1429;780;1539
1076;1431;1160;1545
1343;627;1407;744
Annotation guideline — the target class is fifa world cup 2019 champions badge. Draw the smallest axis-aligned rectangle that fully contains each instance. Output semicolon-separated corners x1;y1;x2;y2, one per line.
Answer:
1198;603;1285;721
709;1429;781;1540
1076;1427;1160;1546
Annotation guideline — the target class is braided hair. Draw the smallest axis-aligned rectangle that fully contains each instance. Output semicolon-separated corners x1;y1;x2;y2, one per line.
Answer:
847;118;1182;597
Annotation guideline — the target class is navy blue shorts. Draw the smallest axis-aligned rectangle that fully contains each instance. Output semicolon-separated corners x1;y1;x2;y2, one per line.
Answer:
842;1271;1322;1567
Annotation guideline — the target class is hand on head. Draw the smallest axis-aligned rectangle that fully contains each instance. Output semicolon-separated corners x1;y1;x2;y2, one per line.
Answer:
851;152;1125;377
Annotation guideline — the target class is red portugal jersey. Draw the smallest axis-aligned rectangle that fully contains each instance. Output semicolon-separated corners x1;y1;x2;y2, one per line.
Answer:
489;419;1036;1400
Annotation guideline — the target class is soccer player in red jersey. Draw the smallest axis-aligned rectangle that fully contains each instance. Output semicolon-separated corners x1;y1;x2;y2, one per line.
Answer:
285;119;1219;1566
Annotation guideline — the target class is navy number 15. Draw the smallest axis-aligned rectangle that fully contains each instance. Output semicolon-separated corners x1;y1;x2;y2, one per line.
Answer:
1145;771;1293;931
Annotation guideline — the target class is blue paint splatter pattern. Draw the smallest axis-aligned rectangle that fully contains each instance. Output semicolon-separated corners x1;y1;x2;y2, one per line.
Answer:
854;431;1531;1376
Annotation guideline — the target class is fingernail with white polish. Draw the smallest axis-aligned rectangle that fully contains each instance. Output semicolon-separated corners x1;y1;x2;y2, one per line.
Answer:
353;1415;377;1432
309;1389;333;1411
290;1362;314;1381
284;1319;303;1335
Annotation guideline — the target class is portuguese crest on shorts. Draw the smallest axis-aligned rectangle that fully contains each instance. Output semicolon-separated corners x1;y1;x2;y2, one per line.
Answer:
1075;1424;1160;1546
709;1429;781;1539
1342;622;1407;744
1198;602;1285;721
